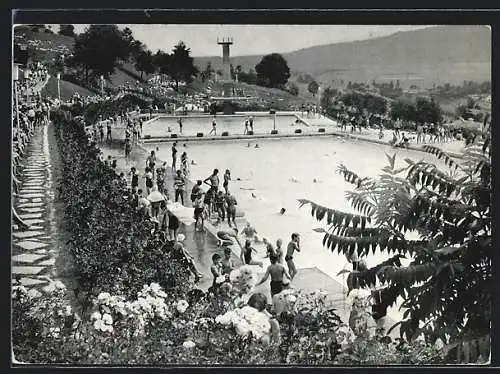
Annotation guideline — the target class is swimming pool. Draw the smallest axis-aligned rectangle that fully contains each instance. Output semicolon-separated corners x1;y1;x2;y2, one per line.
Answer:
150;136;448;321
143;114;332;138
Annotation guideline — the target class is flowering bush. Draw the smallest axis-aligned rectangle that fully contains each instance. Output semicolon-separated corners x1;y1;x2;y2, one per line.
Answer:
215;305;272;343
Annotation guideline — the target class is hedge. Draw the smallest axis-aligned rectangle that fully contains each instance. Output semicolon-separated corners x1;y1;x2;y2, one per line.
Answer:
51;109;192;300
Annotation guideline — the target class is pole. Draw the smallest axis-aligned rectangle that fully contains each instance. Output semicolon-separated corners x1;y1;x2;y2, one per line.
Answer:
13;64;20;128
273;113;276;131
57;73;61;102
14;81;20;129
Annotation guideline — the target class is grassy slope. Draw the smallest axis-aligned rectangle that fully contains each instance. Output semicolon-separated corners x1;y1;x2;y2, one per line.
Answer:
41;76;96;100
20;27;307;104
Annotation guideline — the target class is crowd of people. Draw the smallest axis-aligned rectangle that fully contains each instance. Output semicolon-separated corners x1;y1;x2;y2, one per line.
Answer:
12;62;53;231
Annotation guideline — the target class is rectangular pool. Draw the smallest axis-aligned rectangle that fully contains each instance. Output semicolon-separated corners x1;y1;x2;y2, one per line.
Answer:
143;114;330;138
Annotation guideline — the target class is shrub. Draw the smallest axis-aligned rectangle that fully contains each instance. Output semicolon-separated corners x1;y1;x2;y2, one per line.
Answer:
51;110;194;299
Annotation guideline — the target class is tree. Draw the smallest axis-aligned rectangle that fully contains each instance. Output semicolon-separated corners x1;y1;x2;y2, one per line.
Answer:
391;100;417;122
239;69;257;85
299;139;491;359
415;97;442;124
287;83;299;96
308;81;319;97
320;87;340;110
134;50;155;80
29;24;46;32
59;24;75;37
255;53;290;88
200;62;214;83
164;42;198;91
72;25;130;81
153;50;171;76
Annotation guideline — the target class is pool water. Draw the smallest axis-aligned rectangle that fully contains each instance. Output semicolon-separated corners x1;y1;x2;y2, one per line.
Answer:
144;114;314;137
152;136;446;321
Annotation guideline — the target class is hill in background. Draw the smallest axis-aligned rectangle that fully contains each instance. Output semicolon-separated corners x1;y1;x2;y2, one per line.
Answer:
194;25;491;89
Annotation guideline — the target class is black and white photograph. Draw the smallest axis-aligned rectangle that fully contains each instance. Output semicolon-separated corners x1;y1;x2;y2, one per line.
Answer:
11;12;492;366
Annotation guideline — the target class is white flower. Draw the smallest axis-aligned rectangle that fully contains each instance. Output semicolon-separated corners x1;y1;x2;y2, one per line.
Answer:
42;283;57;293
97;292;111;303
176;300;189;314
102;313;113;325
54;280;66;290
12;285;28;296
215;312;232;325
216;275;226;284
434;338;444;350
149;282;161;292
183;340;196;349
27;289;42;299
64;305;72;316
91;311;102;321
235;321;251;336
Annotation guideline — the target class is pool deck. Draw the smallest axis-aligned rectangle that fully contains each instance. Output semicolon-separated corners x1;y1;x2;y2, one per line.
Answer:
99;123;400;337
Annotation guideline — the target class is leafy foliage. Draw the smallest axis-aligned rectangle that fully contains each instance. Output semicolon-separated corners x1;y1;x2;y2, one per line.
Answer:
58;24;75;37
70;25;131;80
308;80;319;96
255;53;291;88
299;139;491;359
51;109;196;299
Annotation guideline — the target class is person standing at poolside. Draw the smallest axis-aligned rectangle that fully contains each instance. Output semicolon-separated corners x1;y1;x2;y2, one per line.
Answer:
178;117;183;134
221;247;236;275
124;138;132;160
244;118;249;134
225;192;238;229
146;150;157;178
143;167;154;195
106;120;112;142
209;117;217;135
193;192;205;231
286;233;301;279
275;239;284;264
223;169;231;194
181;151;189;177
204;168;220;195
99;121;105;143
249;116;254;132
256;254;292;298
172;142;178;172
174;169;186;205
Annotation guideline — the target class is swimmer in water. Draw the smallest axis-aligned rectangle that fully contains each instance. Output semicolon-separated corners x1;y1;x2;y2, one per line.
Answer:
255;144;259;148
247;142;251;147
280;208;286;215
313;178;317;183
168;126;172;132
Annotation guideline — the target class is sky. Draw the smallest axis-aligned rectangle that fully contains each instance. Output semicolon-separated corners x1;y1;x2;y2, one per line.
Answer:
50;24;432;57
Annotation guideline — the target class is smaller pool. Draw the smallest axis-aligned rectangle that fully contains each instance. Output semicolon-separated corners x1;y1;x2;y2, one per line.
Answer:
143;114;324;138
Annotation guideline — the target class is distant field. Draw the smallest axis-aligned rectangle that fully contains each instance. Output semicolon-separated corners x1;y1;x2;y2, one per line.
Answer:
313;62;491;89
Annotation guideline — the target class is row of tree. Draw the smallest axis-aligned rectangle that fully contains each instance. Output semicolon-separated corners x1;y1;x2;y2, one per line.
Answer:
64;24;295;93
320;86;444;124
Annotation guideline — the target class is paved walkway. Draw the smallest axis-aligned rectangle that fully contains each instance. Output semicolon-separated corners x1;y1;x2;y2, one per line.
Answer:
12;124;60;290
